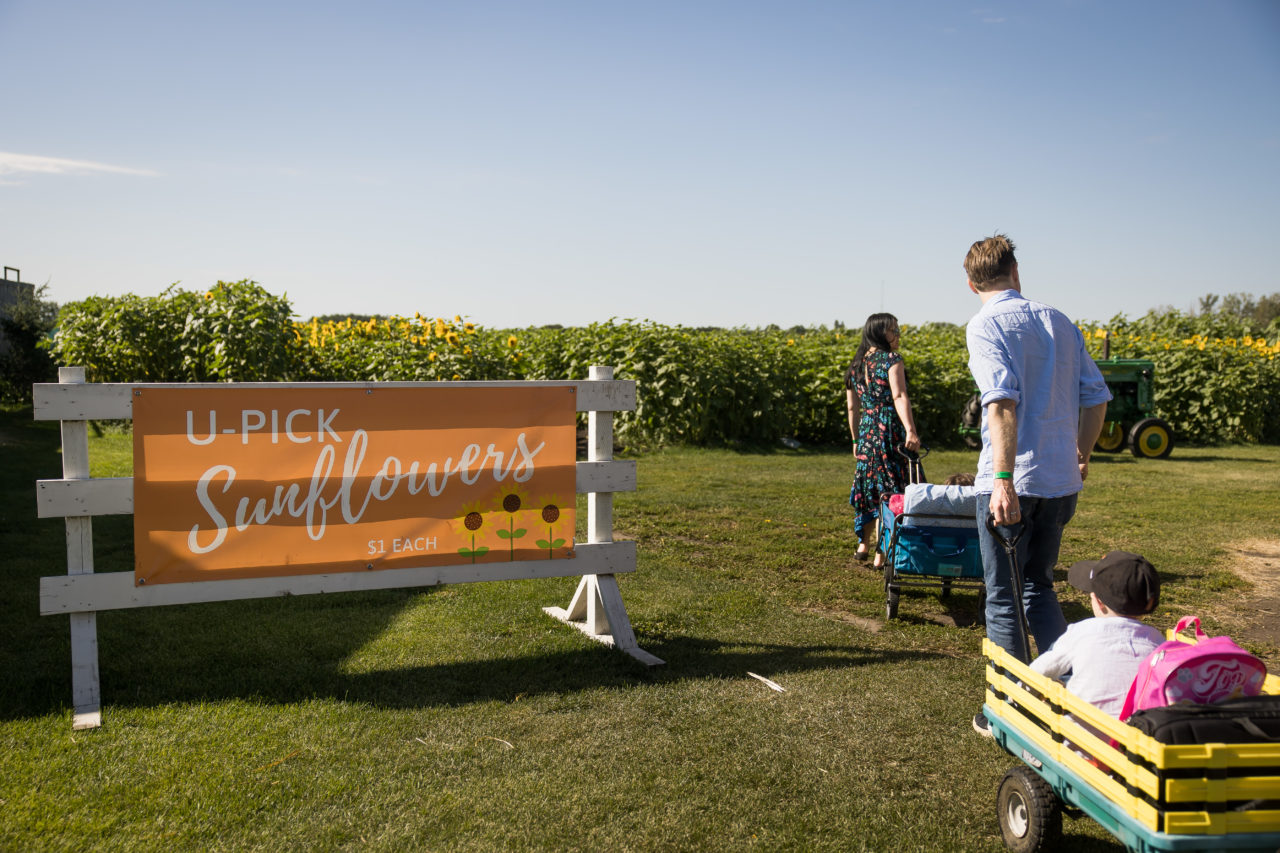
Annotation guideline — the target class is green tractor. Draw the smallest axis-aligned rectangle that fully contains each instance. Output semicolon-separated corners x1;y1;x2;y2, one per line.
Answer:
958;357;1174;459
1090;358;1174;458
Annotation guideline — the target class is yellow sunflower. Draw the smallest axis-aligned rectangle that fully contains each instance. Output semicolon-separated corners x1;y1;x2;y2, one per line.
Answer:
452;500;491;563
491;483;531;560
533;493;571;558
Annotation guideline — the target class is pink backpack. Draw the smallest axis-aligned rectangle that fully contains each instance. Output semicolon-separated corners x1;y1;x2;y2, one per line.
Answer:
1119;616;1267;722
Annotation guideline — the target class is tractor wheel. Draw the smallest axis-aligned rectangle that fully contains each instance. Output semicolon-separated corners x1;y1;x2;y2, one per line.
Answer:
997;766;1062;853
1128;417;1174;459
1094;421;1126;453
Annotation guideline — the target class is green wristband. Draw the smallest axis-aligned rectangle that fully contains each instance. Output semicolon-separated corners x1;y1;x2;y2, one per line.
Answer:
993;471;1013;480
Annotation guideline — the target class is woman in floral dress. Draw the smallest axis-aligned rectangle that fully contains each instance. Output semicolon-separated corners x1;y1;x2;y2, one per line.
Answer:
846;313;921;567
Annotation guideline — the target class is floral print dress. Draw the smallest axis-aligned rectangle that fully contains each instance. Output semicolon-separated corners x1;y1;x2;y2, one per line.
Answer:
847;349;910;520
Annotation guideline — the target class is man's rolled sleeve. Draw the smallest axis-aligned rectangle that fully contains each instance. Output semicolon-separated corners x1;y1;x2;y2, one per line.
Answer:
967;322;1021;408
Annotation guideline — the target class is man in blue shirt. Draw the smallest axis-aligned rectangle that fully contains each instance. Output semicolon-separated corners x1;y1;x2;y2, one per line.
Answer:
963;234;1111;736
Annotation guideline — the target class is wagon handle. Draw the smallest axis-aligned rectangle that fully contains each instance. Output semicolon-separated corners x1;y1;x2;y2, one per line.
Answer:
896;443;929;461
984;514;1024;550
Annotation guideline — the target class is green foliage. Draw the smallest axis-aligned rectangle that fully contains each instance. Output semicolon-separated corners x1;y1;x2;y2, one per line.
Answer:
509;321;974;449
895;323;974;451
0;284;58;403
46;280;1280;447
53;281;303;382
186;280;303;380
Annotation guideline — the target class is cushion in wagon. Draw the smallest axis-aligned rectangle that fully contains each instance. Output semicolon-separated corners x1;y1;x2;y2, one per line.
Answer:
900;484;978;528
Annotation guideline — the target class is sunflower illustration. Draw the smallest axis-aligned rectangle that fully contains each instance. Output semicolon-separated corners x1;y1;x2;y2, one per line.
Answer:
492;484;531;559
452;500;490;563
534;494;569;559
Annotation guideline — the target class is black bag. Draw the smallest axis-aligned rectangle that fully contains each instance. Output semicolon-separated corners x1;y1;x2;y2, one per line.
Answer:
1127;695;1280;745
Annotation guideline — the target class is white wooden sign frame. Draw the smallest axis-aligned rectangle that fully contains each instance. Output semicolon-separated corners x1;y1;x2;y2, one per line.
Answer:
35;364;662;730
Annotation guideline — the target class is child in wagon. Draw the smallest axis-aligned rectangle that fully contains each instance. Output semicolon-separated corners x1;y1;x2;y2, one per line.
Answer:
1029;550;1163;717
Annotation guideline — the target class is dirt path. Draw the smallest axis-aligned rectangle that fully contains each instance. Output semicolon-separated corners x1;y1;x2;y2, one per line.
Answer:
1217;538;1280;651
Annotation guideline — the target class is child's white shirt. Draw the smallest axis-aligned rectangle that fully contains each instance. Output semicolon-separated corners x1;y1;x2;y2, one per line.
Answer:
1030;616;1164;717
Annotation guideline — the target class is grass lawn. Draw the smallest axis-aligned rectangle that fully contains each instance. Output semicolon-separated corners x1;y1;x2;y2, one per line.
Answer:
2;406;1277;851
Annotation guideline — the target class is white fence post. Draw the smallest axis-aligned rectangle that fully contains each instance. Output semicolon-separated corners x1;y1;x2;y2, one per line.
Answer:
58;366;102;729
544;365;663;666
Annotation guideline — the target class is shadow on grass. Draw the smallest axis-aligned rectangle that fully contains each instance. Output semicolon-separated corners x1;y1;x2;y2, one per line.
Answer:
878;587;986;628
10;613;946;718
319;635;942;711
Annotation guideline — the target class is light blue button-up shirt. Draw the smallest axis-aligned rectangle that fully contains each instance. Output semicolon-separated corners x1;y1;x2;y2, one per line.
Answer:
967;289;1111;498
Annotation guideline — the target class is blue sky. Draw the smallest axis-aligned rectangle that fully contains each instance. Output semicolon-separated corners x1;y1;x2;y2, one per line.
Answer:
2;1;1277;330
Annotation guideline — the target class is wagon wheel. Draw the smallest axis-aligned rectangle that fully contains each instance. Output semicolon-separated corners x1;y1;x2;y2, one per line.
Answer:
1128;417;1174;459
883;559;899;620
1094;421;1125;453
997;766;1061;853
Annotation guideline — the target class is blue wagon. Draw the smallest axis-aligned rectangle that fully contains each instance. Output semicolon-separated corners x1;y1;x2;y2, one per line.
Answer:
879;484;985;620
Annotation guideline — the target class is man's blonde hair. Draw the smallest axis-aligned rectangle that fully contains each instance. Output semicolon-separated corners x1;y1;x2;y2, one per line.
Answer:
964;233;1018;290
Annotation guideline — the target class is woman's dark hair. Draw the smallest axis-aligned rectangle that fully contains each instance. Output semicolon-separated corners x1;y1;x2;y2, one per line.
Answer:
847;313;899;388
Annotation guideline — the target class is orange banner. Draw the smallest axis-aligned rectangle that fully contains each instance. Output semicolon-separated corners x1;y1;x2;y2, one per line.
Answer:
132;386;577;584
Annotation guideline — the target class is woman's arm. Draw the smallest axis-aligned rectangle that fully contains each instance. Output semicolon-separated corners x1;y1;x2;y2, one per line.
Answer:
886;360;921;451
846;387;859;445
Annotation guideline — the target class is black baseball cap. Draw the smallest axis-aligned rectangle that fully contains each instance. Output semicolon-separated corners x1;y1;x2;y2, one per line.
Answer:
1067;551;1161;616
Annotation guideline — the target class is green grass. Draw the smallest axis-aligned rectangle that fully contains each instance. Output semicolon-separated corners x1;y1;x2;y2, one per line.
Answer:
2;407;1277;851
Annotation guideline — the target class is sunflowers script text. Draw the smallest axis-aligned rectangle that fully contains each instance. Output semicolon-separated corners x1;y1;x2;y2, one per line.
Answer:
183;407;546;554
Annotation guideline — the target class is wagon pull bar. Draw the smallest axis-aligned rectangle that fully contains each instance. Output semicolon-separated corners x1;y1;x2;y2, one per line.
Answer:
984;514;1024;551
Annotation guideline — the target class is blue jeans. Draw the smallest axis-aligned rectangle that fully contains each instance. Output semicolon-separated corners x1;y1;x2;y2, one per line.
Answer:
976;492;1077;663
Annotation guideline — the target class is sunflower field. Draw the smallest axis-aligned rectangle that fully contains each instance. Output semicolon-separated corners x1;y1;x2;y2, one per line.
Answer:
47;280;1280;448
